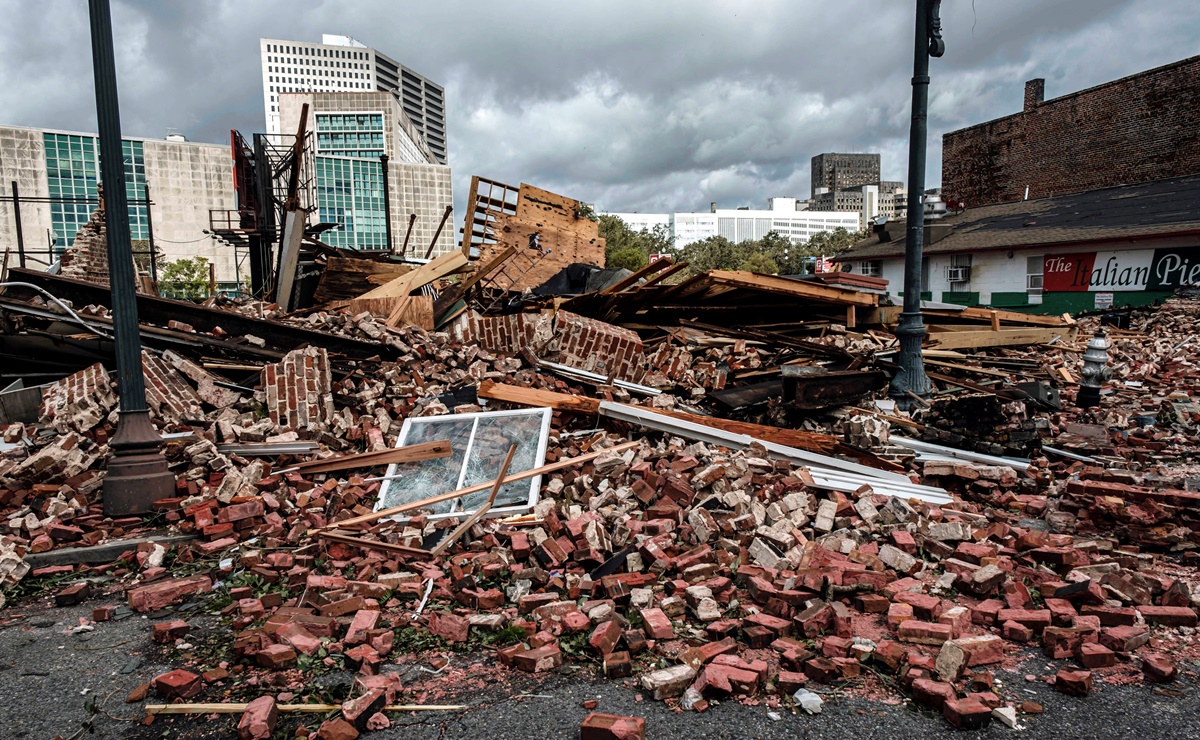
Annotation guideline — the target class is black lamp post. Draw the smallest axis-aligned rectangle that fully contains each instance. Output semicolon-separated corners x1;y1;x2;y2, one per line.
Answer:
88;0;175;514
889;0;944;410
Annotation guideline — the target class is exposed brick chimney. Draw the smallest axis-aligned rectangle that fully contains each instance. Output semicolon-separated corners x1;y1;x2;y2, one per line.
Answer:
1024;78;1045;111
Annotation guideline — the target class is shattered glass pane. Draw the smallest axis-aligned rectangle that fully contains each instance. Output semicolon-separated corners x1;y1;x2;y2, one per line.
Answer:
374;408;550;519
457;413;546;512
375;416;474;514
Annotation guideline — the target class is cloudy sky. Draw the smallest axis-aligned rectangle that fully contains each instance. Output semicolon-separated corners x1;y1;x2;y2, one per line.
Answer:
2;0;1197;216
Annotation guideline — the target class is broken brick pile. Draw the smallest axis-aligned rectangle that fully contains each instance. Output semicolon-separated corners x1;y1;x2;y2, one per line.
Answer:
6;288;1200;736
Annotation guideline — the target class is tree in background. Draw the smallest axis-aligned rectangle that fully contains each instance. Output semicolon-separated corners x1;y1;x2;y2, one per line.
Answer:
738;251;779;274
677;235;742;273
599;215;673;268
159;255;211;302
607;247;648;272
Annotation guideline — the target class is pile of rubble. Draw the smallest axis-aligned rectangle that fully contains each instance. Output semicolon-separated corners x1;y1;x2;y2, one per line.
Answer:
2;260;1200;737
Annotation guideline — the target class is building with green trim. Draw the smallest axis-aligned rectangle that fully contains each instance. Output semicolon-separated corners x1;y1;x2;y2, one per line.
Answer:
833;175;1200;315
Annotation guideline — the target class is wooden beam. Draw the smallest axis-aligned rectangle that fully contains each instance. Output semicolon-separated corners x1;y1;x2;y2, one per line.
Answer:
329;441;640;529
357;250;468;301
704;270;878;307
925;326;1071;350
477;379;600;413
638;260;689;288
601;257;673;294
318;530;432;557
432;245;517;319
280;440;452;476
428;443;516;557
146;703;465;715
476;381;843;456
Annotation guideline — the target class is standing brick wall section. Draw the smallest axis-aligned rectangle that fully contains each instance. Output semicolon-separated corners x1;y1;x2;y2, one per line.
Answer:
141;351;205;424
942;55;1200;208
39;363;118;435
451;310;646;382
261;347;336;434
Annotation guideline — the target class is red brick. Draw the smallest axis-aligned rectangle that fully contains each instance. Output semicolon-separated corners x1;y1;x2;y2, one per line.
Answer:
898;621;952;646
1055;669;1092;697
580;712;645;740
151;669;203;699
238;695;278;740
1138;606;1198;628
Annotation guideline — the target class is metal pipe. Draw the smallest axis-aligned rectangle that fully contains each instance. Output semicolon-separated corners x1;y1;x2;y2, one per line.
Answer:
380;154;393;251
423;204;453;259
11;181;25;269
889;0;943;410
144;182;157;282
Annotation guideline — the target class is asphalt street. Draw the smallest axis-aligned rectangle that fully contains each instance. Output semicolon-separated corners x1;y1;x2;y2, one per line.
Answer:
1;601;1198;739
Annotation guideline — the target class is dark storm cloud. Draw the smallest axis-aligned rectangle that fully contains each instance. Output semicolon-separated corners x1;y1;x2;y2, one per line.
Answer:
1;0;1196;215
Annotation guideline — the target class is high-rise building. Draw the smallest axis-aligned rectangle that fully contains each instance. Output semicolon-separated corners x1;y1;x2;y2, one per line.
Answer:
278;91;454;256
810;153;881;197
260;34;447;164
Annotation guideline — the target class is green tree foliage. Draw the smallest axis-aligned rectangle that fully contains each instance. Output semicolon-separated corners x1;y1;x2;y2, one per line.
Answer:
677;235;741;273
599;215;673;268
674;226;868;277
738;252;779;274
159;255;211;302
607;247;648;272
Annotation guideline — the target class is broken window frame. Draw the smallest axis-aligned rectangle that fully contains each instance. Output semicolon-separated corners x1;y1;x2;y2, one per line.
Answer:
373;407;552;521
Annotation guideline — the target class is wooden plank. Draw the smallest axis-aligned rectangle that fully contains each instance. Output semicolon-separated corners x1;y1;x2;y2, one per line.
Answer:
478;379;600;413
280;439;452;475
432;245;517;319
925;326;1071;350
146;703;464;715
428;443;517;556
922;357;1014;378
601;257;673;294
477;381;845;457
704;271;878;307
460;175;481;255
639;260;689;288
318;530;432;557
383;295;434;330
313;256;411;304
329;441;640;529
357;250;468;301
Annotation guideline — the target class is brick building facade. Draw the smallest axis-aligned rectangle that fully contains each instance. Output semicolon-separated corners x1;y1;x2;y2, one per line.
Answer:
942;55;1200;208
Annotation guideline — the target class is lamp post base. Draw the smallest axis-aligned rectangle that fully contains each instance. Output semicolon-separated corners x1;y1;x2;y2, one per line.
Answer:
889;311;932;411
102;409;174;516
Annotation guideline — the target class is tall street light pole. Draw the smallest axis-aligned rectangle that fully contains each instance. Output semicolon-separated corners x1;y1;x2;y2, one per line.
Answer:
89;0;175;515
890;0;944;410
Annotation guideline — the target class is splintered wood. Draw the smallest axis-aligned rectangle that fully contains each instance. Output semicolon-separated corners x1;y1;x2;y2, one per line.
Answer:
461;178;606;290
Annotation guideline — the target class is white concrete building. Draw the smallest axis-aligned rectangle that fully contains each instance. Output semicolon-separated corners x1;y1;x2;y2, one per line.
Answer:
260;34;447;164
0;125;237;287
605;199;860;249
604;212;671;234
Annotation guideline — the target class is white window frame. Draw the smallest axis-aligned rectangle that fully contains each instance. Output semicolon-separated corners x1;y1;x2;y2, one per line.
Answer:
374;407;551;521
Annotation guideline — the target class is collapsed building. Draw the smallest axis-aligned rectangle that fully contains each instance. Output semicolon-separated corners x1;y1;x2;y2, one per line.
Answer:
2;54;1200;740
2;163;1199;739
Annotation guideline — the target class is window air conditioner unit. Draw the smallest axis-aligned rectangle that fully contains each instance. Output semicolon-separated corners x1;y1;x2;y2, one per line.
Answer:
946;267;970;282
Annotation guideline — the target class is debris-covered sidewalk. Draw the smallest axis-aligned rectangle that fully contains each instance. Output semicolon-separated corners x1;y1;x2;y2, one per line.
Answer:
2;190;1200;739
